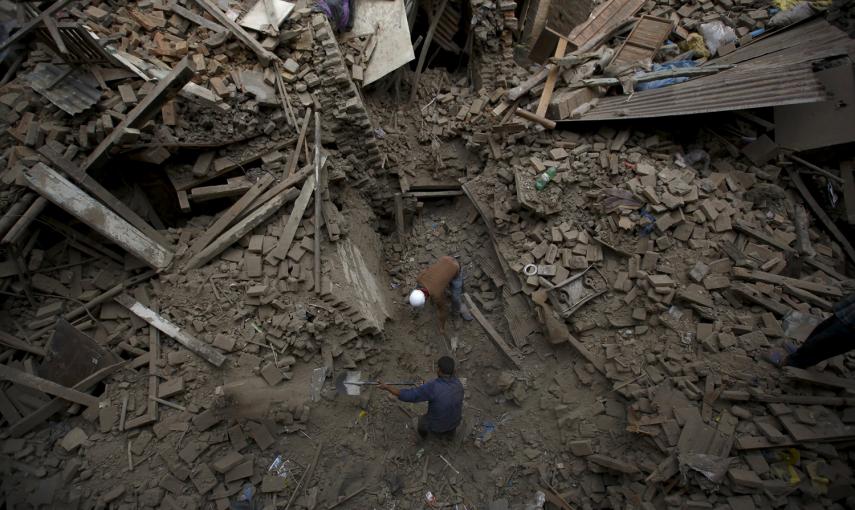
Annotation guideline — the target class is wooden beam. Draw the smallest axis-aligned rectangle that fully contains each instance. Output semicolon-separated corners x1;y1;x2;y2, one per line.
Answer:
841;160;855;225
267;175;315;265
240;163;314;224
463;293;523;370
38;145;170;249
313;111;322;295
127;309;160;430
193;0;277;65
784;366;855;392
189;178;252;202
514;108;556;129
0;388;23;425
732;267;842;298
788;169;855;265
506;65;553;102
8;361;126;437
185;187;300;270
186;174;274;259
114;294;226;367
0;0;74;52
0;330;46;356
535;38;567;118
83;59;195;172
409;0;449;103
0;364;99;408
285;109;312;178
22;163;173;270
1;197;47;245
170;1;226;32
42;16;68;55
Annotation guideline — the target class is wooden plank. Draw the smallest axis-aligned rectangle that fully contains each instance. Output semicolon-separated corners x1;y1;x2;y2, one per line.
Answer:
238;162;314;221
535;38;567;118
1;197;47;245
0;388;23;425
135;309;160;428
184;187;299;269
732;267;842;298
22;163;173;270
463;293;523;369
720;391;855;407
285;109;312;178
0;0;75;52
189;178;252;202
38;145;171;249
313;111;322;295
788;169;855;265
514;108;556;129
729;282;792;317
114;294;226;367
394;192;405;238
83;59;195;172
170;2;227;32
186;174;274;259
842;160;855;224
0;363;99;408
7;361;126;437
567;0;645;50
607;15;672;71
733;218;849;282
42;16;68;55
779;414;855;443
266;174;316;263
193;0;277;65
0;330;46;356
409;0;449;103
784;366;855;392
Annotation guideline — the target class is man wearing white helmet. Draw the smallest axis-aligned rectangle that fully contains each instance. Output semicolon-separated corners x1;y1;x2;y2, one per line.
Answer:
409;256;472;335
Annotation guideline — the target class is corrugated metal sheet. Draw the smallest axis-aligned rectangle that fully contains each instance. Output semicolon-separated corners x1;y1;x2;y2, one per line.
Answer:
24;63;101;116
562;17;855;122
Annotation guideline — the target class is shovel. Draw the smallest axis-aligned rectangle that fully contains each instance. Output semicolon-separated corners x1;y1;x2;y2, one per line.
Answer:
335;371;417;396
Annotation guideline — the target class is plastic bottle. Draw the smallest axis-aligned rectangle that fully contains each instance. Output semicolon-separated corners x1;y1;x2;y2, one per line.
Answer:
535;167;557;191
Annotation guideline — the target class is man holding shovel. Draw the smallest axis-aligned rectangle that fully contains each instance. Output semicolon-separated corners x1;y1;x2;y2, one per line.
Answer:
379;356;464;440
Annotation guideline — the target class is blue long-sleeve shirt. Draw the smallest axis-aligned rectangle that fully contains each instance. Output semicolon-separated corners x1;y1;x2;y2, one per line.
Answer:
398;376;464;433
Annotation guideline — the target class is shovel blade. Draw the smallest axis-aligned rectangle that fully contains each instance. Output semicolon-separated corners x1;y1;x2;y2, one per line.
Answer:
335;370;362;396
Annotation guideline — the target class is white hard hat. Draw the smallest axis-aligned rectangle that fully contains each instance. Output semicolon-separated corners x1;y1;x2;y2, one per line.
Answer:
409;289;426;307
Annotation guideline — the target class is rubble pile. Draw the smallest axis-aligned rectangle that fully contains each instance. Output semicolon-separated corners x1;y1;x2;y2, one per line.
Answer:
1;0;854;507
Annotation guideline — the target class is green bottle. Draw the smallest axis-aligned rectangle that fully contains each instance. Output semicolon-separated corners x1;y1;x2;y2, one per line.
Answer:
535;167;557;190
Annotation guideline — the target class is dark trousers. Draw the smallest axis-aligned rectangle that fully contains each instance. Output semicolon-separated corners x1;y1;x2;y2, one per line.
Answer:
786;315;854;368
417;415;456;440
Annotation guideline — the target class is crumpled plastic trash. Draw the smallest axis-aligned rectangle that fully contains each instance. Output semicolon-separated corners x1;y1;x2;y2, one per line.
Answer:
679;453;735;483
699;21;737;56
313;0;352;32
769;1;817;28
635;60;697;91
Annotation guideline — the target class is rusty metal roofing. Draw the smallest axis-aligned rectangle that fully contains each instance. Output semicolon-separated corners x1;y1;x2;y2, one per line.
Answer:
562;17;855;123
24;63;101;116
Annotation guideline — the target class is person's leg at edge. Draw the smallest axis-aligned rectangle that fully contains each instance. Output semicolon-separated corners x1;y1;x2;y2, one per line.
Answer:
417;415;429;439
451;266;473;321
786;315;853;369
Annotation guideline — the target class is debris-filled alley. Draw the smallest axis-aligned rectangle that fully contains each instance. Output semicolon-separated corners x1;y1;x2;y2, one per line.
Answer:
1;0;855;507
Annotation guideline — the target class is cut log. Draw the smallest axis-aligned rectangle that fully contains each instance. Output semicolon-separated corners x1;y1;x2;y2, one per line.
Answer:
114;294;225;367
22;163;173;270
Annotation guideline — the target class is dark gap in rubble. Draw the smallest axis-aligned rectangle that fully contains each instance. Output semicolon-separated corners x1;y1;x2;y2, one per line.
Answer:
89;159;184;228
410;1;472;72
